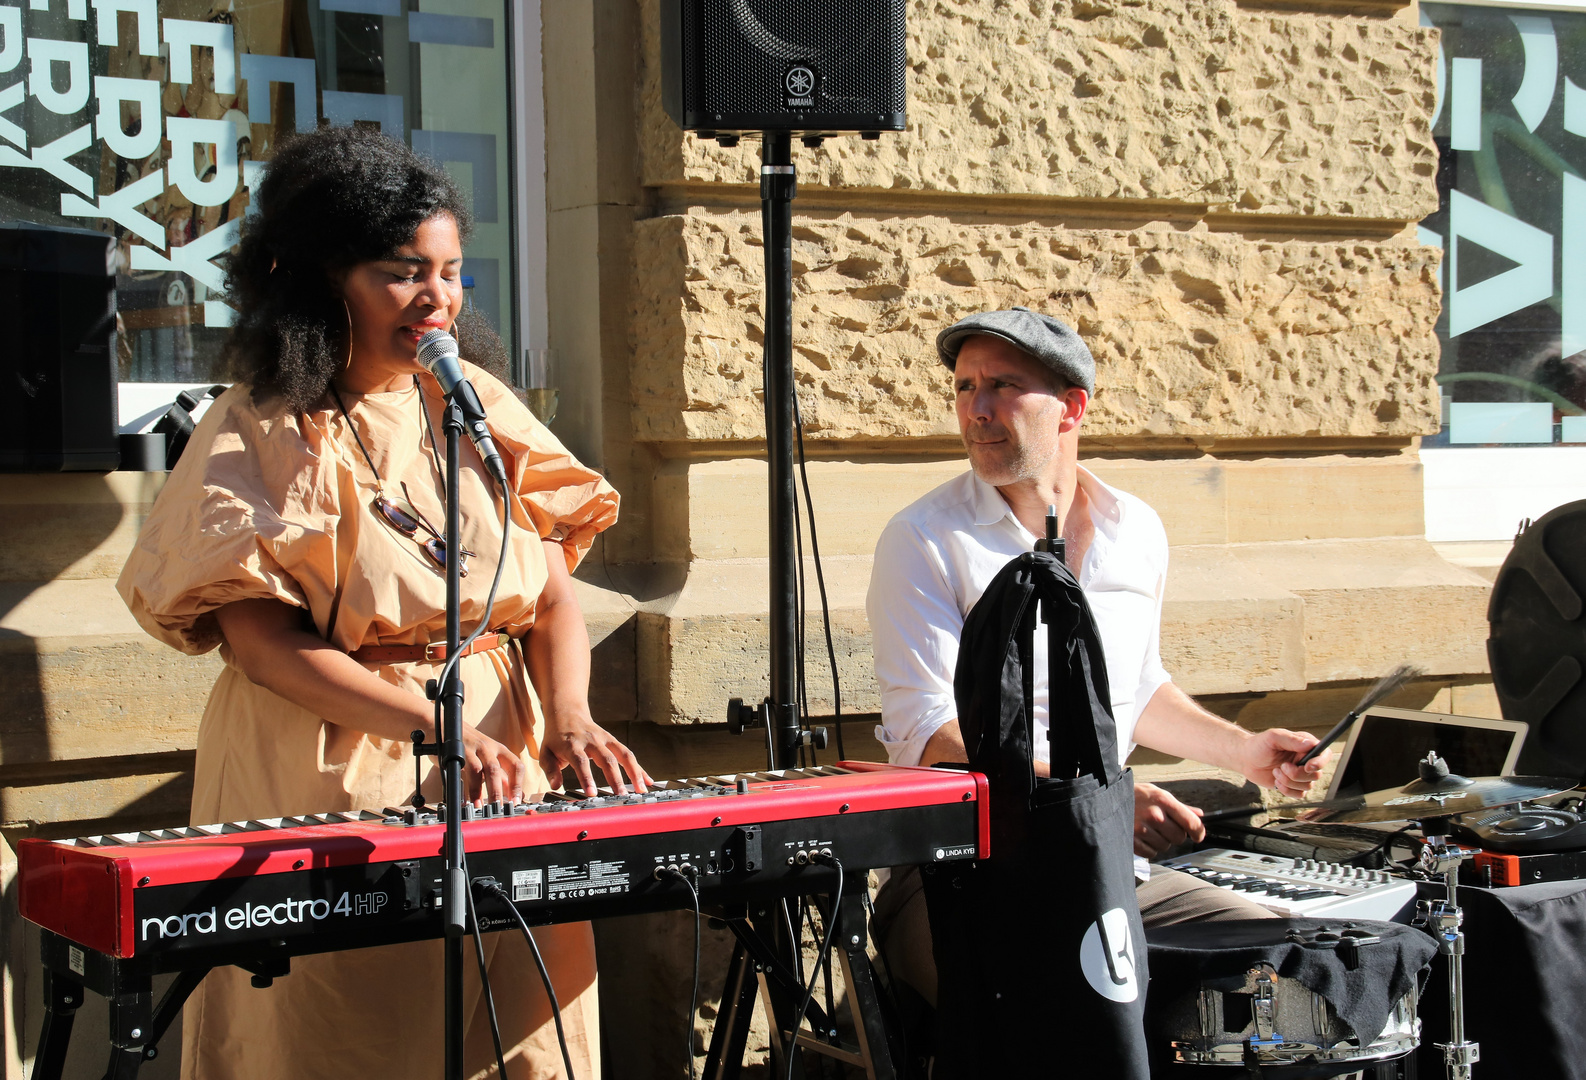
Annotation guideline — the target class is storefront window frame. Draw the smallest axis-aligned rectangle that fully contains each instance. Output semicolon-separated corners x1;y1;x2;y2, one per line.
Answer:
1421;0;1586;542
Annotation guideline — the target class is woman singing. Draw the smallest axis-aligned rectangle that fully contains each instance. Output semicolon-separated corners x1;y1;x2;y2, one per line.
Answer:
118;126;647;1079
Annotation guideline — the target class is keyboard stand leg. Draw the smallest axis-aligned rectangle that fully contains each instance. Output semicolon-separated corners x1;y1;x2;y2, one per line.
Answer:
145;968;208;1062
834;892;896;1080
705;909;820;1080
100;977;153;1080
781;892;897;1080
102;1045;146;1080
34;968;84;1080
702;940;756;1080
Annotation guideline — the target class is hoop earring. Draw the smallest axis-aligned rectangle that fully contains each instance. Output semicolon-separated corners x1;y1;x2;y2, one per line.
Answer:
341;299;354;377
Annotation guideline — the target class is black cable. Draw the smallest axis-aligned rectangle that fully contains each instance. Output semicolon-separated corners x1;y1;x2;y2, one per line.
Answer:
799;894;837;1046
659;868;702;1080
791;392;844;760
781;898;804;986
465;873;511;1080
1363;824;1420;868
796;898;833;1028
484;880;577;1080
784;854;845;1080
861;889;909;1071
435;472;514;713
792;470;810;769
418;472;515;814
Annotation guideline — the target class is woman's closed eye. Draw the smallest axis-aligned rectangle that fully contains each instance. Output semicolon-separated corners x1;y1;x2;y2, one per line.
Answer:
388;270;461;287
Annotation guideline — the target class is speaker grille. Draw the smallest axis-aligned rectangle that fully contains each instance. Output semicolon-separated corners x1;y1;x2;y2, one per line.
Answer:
673;0;907;132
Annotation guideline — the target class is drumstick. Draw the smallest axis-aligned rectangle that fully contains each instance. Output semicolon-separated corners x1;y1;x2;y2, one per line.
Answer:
1296;663;1422;766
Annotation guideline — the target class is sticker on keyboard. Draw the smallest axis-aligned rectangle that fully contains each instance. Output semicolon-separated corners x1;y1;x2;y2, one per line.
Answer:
512;869;543;902
547;859;630;900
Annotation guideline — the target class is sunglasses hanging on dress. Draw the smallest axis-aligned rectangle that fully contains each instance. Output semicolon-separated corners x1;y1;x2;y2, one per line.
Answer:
331;379;476;576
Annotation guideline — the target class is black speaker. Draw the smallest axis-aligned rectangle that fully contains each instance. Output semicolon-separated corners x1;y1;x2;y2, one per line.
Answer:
0;223;119;471
1489;501;1586;780
660;0;907;136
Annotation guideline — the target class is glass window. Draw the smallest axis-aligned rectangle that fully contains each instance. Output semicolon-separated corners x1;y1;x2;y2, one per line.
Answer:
1421;3;1586;446
0;0;517;386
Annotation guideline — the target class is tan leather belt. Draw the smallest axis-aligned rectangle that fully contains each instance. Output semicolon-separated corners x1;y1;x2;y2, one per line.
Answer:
349;631;511;665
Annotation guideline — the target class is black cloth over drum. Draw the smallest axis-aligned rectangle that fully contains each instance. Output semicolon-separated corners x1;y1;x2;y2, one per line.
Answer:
922;550;1150;1078
1146;918;1437;1050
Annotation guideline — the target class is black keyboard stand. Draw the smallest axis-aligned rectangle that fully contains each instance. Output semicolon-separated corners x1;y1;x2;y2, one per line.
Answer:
31;879;897;1080
33;931;209;1080
704;881;896;1080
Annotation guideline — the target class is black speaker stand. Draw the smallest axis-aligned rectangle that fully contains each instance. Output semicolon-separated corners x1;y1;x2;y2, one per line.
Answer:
703;131;898;1080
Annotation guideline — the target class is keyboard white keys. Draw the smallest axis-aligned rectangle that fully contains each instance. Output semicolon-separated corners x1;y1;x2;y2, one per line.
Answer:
1158;848;1417;921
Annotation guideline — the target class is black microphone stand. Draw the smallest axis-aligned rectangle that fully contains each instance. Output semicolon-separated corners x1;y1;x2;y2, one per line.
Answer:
438;399;469;1080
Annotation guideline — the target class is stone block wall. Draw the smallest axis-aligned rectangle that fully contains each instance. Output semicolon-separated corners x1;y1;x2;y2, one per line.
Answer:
630;211;1442;442
575;0;1476;731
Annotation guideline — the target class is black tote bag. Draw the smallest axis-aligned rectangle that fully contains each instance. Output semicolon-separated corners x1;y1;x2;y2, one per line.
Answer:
922;549;1151;1078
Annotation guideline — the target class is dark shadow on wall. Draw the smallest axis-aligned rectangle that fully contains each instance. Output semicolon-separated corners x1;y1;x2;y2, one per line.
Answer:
0;472;134;1077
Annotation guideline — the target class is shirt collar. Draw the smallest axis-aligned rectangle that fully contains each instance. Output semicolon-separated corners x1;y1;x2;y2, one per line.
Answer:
1076;465;1125;540
970;470;1012;527
968;465;1127;538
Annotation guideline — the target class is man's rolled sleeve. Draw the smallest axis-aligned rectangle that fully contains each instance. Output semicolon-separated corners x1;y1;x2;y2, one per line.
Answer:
867;519;963;766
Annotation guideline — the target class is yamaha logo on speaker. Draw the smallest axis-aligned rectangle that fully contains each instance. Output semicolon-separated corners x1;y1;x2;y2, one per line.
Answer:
784;66;817;107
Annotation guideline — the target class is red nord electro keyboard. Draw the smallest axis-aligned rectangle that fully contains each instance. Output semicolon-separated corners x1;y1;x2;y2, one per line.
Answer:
19;762;987;966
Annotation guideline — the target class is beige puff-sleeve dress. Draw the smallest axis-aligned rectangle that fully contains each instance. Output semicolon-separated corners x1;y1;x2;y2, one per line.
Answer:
117;362;616;1080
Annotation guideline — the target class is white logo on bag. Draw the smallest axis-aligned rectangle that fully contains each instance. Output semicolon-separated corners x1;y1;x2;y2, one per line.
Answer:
1079;907;1139;1002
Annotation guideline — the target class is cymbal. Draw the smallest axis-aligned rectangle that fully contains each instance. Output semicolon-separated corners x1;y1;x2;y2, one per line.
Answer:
1270;775;1579;825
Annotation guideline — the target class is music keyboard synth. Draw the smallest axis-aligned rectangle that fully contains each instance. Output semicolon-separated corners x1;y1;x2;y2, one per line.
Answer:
18;762;988;964
1159;849;1417;921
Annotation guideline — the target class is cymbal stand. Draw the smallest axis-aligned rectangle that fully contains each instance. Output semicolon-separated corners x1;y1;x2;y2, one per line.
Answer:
1413;821;1479;1080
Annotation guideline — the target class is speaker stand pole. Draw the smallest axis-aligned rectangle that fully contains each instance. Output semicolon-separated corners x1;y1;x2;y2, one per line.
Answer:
702;127;808;1080
761;128;808;1080
761;128;800;772
706;128;896;1080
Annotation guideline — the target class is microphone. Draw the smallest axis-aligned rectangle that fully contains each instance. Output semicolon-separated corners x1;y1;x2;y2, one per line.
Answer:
415;329;508;483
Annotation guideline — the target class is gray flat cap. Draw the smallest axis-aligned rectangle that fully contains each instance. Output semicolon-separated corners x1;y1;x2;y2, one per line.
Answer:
936;306;1095;394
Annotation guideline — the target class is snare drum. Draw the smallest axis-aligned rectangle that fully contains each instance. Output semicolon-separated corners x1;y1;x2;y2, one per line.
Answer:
1145;920;1433;1078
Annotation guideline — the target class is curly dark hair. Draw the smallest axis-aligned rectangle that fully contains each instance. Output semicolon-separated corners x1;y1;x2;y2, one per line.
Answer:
225;125;508;413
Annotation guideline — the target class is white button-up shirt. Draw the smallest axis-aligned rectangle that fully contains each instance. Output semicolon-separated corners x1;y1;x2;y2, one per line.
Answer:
867;467;1173;771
